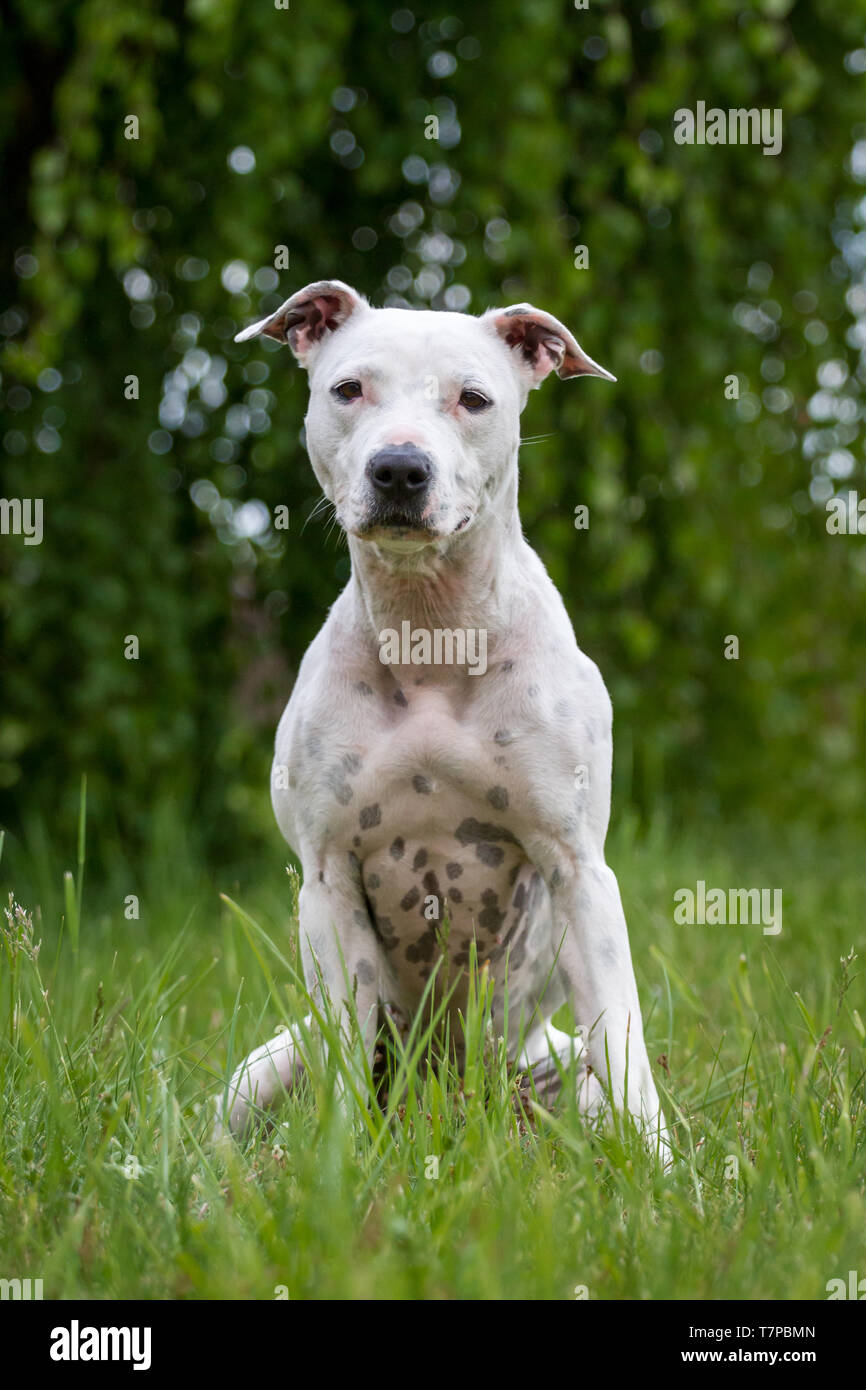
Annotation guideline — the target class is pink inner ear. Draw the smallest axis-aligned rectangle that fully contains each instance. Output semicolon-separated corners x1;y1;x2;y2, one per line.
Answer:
289;293;348;355
500;316;563;382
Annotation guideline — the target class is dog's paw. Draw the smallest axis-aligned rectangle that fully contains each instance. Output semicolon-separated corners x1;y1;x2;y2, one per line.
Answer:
213;1023;305;1140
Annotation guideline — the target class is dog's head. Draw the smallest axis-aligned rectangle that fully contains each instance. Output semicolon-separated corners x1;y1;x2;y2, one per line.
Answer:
235;280;614;553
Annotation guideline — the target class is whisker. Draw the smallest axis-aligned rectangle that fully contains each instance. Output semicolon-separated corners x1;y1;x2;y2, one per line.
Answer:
301;495;332;535
324;509;346;547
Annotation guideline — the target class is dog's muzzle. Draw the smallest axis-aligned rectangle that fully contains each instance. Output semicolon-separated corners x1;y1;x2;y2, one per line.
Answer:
363;443;434;528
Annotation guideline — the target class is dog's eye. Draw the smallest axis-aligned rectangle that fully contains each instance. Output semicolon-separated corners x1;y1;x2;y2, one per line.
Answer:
459;389;491;412
333;380;363;401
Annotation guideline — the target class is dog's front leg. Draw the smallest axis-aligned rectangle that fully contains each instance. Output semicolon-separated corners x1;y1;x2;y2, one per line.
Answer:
296;872;381;1078
528;836;668;1157
217;869;379;1137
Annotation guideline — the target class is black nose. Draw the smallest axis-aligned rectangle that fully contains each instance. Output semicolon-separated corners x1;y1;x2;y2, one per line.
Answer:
366;444;433;504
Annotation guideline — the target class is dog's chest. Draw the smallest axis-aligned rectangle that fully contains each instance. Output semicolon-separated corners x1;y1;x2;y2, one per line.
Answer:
333;687;548;1001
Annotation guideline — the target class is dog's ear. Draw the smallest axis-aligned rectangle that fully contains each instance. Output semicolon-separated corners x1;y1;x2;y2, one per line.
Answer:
484;304;615;387
234;280;367;364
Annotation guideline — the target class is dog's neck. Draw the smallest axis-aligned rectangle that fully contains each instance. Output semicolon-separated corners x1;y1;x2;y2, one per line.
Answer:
347;503;524;644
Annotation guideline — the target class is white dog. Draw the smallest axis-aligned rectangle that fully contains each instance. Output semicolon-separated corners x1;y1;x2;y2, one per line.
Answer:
219;280;667;1155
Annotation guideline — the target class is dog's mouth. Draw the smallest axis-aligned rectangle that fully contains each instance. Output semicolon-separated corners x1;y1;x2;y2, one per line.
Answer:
354;513;473;547
356;514;436;539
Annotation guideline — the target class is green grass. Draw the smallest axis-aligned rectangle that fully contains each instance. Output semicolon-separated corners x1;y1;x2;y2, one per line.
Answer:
0;802;864;1301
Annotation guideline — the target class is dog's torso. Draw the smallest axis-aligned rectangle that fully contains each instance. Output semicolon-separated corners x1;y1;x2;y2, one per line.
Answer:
272;534;612;1046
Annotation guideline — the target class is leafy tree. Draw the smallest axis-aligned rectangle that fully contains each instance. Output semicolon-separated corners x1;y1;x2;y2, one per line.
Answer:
2;0;865;865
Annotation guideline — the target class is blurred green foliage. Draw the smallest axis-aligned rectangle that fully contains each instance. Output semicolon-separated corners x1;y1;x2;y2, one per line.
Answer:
2;0;866;864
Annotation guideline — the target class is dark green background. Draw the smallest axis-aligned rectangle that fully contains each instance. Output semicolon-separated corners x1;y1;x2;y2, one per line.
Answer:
2;0;865;872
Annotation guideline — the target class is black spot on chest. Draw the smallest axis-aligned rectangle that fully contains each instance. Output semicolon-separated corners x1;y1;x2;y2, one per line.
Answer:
355;957;376;984
477;843;504;867
406;923;438;964
455;819;518;847
422;870;441;898
330;778;353;805
479;888;505;933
